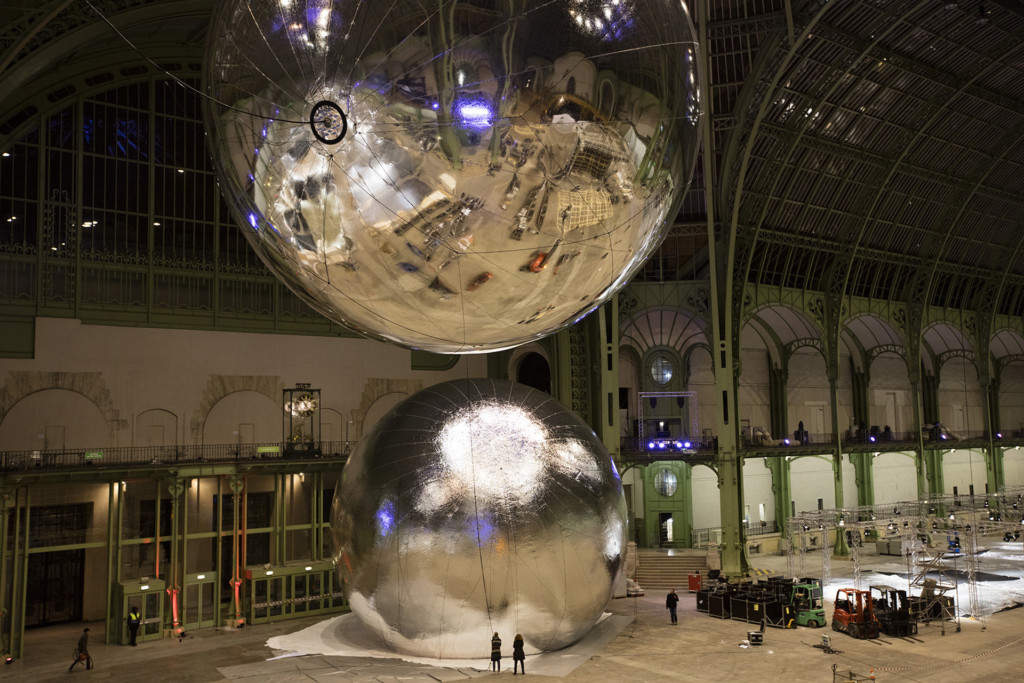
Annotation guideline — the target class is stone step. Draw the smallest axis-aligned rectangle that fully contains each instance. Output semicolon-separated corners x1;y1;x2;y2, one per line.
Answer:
632;550;708;591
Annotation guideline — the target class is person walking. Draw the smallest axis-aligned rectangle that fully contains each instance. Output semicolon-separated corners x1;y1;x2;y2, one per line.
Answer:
512;633;526;675
666;588;679;624
68;627;93;671
490;631;502;671
127;605;141;646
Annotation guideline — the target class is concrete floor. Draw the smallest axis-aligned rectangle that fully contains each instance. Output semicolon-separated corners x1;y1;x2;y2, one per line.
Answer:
7;552;1024;682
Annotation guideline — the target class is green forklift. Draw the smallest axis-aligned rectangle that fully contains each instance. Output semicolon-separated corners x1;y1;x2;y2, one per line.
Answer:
790;580;827;628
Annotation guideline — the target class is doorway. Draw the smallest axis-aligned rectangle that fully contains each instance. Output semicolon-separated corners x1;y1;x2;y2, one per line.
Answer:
24;549;85;627
659;512;674;545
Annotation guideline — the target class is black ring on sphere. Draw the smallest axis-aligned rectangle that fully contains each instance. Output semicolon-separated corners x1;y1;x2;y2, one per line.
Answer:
310;100;347;144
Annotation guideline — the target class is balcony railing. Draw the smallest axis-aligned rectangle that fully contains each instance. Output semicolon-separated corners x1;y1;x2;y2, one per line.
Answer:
0;440;355;473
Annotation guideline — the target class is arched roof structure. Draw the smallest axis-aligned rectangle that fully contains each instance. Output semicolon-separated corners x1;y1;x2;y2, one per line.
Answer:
2;1;1022;316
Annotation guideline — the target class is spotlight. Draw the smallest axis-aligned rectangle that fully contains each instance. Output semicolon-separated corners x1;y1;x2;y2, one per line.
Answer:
647;441;655;449
784;438;791;445
838;517;845;526
996;432;1003;438
869;435;876;442
683;441;692;449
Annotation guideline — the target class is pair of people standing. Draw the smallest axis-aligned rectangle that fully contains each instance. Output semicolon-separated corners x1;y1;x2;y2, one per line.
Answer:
490;632;526;674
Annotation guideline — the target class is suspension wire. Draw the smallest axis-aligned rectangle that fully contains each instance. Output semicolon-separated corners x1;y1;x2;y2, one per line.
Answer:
83;0;308;125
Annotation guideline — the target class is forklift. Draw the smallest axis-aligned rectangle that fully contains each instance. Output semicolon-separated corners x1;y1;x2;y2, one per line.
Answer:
831;588;880;639
870;584;917;636
790;580;827;628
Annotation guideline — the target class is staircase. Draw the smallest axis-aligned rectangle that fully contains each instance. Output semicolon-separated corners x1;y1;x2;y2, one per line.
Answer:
633;549;708;592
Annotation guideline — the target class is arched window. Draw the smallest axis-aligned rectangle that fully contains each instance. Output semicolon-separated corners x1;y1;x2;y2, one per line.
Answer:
516;352;551;394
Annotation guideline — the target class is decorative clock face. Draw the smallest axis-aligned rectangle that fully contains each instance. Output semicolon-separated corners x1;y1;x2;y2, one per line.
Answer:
287;392;319;417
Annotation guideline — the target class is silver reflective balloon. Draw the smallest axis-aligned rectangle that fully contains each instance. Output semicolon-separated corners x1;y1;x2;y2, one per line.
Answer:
204;1;701;352
330;379;627;658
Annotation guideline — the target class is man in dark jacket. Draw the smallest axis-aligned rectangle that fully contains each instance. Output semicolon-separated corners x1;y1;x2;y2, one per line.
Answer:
68;627;93;671
666;588;680;624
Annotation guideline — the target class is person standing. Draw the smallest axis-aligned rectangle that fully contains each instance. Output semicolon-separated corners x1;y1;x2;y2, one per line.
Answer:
666;588;679;624
490;631;502;671
127;605;141;646
68;627;93;671
512;633;526;675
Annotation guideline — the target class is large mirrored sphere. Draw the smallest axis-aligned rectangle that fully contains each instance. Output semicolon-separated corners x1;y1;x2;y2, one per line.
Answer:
330;379;627;658
204;1;702;352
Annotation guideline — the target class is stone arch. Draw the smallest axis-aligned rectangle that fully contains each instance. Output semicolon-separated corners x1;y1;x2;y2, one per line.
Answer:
350;378;425;441
190;375;283;441
0;370;123;440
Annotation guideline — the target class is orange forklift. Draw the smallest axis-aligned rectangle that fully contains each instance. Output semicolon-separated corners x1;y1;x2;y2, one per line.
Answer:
831;588;880;639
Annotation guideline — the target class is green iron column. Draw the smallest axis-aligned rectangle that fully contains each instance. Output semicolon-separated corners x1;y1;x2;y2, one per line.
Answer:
591;300;621;458
921;373;944;496
828;373;849;555
167;478;185;633
768;361;789;442
765;458;791;534
0;487;13;657
228;475;245;626
986;377;1005;494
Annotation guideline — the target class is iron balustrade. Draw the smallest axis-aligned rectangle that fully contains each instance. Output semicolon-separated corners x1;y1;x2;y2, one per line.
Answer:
0;440;356;472
692;521;779;548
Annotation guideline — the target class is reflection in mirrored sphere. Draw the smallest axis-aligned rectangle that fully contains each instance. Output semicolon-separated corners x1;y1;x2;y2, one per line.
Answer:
204;1;702;352
330;379;627;658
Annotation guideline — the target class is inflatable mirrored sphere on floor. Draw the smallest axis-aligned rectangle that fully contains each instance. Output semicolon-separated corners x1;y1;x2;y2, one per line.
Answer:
204;1;702;352
330;379;627;658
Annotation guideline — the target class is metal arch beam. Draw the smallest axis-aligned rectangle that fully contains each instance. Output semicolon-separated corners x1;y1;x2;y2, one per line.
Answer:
755;226;1024;288
935;348;978;376
744;314;787;371
0;0;210;117
812;20;1024;120
816;18;1023;333
729;0;934;303
997;353;1024;375
0;0;78;76
716;0;834;341
865;343;908;373
783;337;824;368
757;122;1024;208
